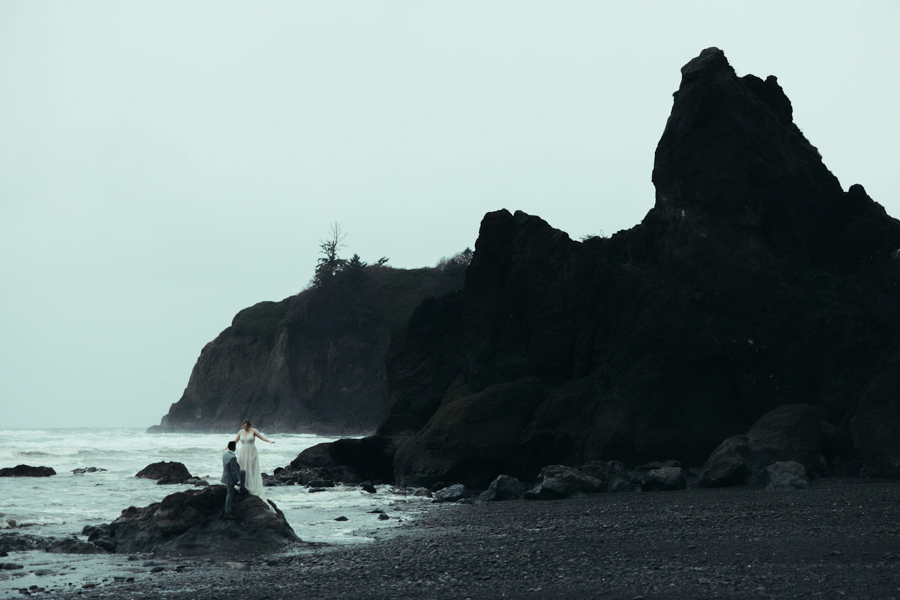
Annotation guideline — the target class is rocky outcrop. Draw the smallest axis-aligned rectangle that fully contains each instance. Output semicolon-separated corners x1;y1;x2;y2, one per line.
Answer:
109;486;299;555
0;532;111;555
378;48;900;486
760;461;810;490
699;405;825;487
277;436;395;485
135;461;194;484
0;465;55;477
150;262;468;435
524;465;605;500
45;538;108;554
641;468;687;492
72;467;106;474
0;533;50;553
433;484;471;503
479;475;527;501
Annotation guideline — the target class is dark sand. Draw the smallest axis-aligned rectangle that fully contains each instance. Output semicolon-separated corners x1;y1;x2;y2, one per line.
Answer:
21;478;900;599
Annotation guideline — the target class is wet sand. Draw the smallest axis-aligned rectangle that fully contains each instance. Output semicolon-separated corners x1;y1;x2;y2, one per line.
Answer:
13;478;900;599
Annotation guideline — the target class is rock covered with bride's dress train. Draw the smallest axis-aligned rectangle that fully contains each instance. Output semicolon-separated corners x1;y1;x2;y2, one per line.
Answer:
108;486;300;555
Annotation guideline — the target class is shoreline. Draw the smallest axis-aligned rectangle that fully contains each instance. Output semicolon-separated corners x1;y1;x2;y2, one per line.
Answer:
14;477;899;599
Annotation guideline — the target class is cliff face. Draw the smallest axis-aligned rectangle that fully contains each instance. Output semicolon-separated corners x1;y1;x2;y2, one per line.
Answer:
152;264;467;434
380;48;900;486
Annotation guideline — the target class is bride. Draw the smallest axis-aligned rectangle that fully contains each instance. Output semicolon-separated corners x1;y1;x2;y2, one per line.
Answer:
233;419;275;498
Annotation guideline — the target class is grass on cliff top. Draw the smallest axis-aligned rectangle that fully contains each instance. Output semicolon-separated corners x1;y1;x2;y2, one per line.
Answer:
230;298;291;340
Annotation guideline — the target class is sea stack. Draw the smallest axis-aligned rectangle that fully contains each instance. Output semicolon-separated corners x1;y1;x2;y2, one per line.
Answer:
375;48;900;486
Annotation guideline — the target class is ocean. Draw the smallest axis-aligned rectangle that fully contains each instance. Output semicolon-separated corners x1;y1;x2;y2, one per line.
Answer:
0;428;431;546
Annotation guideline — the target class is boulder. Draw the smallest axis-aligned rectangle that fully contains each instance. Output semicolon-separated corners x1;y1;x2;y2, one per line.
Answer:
85;524;110;539
745;405;823;472
608;478;639;493
289;443;336;470
577;461;610;489
85;525;117;552
628;461;682;487
90;536;117;552
699;436;753;487
0;533;51;553
479;475;527;501
0;465;55;477
525;465;604;500
413;487;432;498
433;484;471;502
640;467;687;492
604;461;637;492
760;461;810;490
72;467;106;475
108;486;300;555
45;538;108;554
135;462;194;484
700;405;824;487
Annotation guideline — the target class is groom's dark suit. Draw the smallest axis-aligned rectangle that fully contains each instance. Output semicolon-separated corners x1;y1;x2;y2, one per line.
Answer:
221;449;246;515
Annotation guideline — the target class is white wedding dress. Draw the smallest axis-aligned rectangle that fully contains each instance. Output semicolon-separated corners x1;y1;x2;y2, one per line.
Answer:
236;430;266;500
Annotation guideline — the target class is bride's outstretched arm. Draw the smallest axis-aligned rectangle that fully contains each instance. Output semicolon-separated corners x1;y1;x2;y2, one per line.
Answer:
233;432;242;443
254;429;275;443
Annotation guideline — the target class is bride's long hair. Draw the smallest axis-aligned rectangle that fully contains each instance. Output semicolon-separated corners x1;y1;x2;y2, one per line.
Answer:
242;419;252;429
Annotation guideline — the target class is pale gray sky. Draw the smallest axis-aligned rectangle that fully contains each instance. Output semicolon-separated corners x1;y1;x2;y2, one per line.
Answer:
2;1;898;428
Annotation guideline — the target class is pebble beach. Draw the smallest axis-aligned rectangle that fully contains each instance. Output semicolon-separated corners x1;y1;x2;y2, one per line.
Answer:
16;477;900;600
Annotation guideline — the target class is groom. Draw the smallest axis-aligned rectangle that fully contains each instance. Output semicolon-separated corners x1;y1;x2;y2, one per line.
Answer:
221;441;246;518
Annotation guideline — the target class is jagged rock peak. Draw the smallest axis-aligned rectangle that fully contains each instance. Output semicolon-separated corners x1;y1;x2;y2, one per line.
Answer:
680;47;735;81
680;48;793;125
652;47;845;257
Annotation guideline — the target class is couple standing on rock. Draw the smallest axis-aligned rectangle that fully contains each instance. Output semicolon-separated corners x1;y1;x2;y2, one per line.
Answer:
221;419;275;518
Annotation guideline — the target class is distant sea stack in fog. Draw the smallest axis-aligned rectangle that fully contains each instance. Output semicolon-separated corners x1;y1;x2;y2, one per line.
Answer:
149;255;470;434
377;48;900;486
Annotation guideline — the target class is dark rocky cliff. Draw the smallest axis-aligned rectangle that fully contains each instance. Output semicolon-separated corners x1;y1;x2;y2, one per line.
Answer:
379;48;900;486
151;262;467;434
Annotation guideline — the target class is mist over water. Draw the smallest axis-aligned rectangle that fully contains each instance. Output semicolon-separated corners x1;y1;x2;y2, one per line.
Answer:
0;429;430;545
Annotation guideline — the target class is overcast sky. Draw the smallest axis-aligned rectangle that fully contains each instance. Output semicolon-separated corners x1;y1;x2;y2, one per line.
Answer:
2;2;898;429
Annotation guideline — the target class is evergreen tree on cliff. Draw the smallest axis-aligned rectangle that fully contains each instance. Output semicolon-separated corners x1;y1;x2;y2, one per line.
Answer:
313;222;347;289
